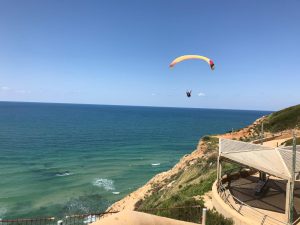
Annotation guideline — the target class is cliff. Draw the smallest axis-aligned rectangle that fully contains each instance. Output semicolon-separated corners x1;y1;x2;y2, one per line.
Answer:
106;104;300;221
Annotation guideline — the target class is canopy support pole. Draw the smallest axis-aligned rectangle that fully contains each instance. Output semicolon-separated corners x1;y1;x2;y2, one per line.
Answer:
217;156;222;185
286;179;291;223
217;138;222;186
259;123;267;182
287;132;297;224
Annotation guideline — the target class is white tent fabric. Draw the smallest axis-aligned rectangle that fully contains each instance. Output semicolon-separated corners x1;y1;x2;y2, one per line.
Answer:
219;138;300;180
278;149;300;176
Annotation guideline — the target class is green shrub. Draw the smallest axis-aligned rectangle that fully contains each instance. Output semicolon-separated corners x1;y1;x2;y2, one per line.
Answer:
206;210;234;225
202;136;211;141
282;137;300;146
207;153;218;165
204;137;219;153
181;172;216;197
140;198;204;223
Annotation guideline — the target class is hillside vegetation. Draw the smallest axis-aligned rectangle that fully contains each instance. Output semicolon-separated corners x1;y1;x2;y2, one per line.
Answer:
264;104;300;132
135;136;235;224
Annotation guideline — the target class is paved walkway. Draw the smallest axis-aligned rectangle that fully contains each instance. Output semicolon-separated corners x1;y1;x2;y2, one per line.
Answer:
92;211;199;225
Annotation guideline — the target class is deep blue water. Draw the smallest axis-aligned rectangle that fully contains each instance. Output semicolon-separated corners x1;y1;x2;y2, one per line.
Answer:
0;102;270;219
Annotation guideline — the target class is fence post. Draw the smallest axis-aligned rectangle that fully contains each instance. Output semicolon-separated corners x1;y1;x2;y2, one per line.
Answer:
202;208;207;225
57;220;63;225
260;122;264;145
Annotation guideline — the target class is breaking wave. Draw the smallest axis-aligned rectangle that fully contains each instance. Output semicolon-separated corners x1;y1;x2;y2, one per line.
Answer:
55;171;73;177
0;206;7;218
93;178;115;191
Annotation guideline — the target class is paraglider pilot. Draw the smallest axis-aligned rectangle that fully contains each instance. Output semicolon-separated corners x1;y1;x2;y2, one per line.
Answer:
186;90;192;98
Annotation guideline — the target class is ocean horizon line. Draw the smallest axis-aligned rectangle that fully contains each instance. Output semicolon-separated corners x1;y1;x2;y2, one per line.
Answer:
0;100;274;113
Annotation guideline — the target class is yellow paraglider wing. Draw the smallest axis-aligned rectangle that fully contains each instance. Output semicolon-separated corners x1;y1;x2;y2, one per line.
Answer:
169;55;215;70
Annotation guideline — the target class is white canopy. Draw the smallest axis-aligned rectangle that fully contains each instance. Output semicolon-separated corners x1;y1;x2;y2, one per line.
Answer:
219;138;300;180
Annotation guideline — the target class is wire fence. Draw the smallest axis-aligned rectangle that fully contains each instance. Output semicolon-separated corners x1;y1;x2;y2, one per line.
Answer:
139;205;203;224
0;207;204;225
62;211;119;225
0;212;119;225
0;217;56;225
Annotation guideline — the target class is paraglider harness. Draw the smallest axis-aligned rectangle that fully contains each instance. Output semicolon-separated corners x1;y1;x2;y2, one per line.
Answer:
186;90;192;98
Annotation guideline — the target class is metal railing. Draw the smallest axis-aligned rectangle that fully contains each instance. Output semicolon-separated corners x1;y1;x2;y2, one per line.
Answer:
0;208;207;225
218;182;288;225
62;211;119;225
0;212;119;225
139;205;203;224
293;216;300;225
0;206;209;225
0;217;56;225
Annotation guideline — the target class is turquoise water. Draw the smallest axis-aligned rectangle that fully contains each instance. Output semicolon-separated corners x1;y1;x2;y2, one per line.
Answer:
0;102;270;219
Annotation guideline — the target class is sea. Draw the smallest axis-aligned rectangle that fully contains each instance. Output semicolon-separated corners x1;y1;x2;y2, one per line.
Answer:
0;102;270;219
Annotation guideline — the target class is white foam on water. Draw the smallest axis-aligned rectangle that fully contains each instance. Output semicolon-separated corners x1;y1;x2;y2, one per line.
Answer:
56;172;73;177
0;206;7;218
93;178;115;191
151;163;160;166
112;192;120;195
83;215;96;224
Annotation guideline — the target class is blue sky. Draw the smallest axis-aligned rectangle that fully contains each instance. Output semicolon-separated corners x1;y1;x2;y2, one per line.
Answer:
0;0;299;110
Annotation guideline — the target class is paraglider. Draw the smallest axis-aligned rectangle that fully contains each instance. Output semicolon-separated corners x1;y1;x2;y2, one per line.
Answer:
169;55;215;98
186;90;192;98
169;55;215;70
